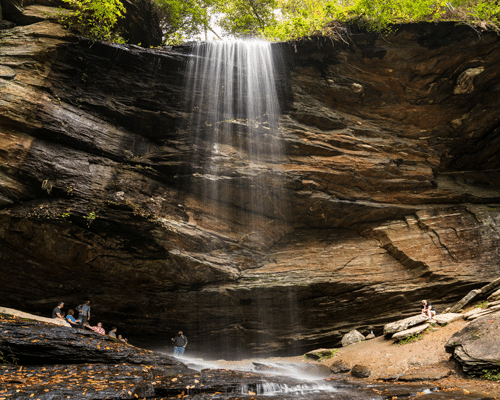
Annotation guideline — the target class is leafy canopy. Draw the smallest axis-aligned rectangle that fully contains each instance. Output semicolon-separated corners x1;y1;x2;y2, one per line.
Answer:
60;0;126;42
154;0;220;45
262;0;500;41
59;0;500;44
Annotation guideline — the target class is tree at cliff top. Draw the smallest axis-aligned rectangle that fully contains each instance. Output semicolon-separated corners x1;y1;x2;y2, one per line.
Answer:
153;0;221;44
163;0;500;42
60;0;126;42
262;0;500;41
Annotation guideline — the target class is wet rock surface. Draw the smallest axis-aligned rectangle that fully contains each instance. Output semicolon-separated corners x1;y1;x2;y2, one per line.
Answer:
1;4;500;357
0;319;188;367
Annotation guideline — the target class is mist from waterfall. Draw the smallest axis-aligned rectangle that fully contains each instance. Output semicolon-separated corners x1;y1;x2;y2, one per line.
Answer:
184;40;287;240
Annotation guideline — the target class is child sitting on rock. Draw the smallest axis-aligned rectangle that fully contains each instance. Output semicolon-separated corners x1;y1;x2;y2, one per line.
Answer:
421;299;436;319
65;309;81;327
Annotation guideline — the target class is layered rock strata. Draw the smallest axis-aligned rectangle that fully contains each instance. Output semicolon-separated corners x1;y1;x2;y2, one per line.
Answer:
1;5;500;357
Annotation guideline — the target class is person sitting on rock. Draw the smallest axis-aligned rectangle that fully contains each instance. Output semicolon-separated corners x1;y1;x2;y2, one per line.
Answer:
421;299;436;318
108;327;117;338
118;334;128;343
89;322;105;335
52;302;64;320
65;309;81;327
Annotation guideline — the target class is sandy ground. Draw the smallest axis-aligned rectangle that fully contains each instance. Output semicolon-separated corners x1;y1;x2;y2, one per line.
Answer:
206;319;500;398
321;319;500;399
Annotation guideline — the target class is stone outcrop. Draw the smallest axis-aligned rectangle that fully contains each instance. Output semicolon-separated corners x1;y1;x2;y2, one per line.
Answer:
432;313;462;325
0;317;189;367
0;306;70;327
330;359;351;373
391;323;429;340
351;365;371;378
1;3;500;357
383;314;429;336
462;300;500;320
448;278;500;313
341;330;365;347
445;312;500;373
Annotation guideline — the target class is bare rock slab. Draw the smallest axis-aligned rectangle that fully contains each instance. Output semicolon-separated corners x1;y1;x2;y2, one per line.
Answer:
304;348;335;360
397;369;453;381
392;323;430;341
445;311;500;373
433;313;463;325
384;314;429;335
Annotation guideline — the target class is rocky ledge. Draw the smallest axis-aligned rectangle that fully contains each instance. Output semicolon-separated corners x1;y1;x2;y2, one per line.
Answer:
1;2;500;357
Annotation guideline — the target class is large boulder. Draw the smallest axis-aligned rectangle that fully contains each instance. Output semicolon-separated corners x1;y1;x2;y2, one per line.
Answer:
445;312;500;373
383;314;429;336
351;365;371;378
341;330;365;347
330;359;351;373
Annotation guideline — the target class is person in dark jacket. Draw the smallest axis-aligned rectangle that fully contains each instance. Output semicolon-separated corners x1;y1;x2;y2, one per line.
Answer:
52;302;64;320
171;331;188;356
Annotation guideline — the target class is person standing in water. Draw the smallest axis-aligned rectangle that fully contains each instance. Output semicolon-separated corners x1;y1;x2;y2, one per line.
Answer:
171;331;188;356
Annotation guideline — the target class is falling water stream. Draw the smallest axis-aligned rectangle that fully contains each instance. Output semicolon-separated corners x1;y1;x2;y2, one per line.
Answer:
184;40;288;237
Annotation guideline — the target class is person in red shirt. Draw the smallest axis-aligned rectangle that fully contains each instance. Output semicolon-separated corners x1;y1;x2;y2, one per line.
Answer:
89;322;105;335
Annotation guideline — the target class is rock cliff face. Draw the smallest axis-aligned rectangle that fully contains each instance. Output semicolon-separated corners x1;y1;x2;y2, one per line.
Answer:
1;5;500;358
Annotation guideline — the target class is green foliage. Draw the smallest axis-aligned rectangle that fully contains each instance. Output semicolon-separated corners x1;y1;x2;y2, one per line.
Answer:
477;301;489;309
154;0;220;45
261;0;500;40
83;211;96;226
215;0;278;37
59;0;126;42
316;348;339;361
479;369;500;381
152;0;500;43
397;333;423;345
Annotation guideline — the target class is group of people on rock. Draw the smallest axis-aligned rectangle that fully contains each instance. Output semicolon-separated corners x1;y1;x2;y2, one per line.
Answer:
52;301;127;343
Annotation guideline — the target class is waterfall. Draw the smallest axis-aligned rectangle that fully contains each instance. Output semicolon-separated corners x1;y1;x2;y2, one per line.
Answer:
184;40;287;247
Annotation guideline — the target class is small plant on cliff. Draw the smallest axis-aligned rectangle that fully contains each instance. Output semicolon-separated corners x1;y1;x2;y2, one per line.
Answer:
83;211;97;226
59;0;126;43
41;179;53;195
0;348;18;367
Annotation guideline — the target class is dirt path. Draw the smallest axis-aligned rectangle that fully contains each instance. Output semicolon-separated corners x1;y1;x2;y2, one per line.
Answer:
316;319;500;399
